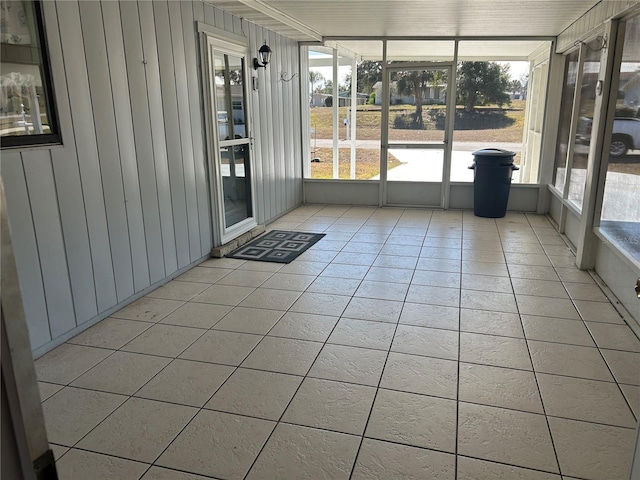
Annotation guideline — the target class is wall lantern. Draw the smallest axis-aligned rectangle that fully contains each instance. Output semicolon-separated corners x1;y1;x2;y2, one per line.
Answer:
253;42;272;70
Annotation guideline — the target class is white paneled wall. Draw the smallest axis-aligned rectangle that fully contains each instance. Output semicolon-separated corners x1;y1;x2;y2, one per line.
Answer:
1;0;302;356
556;0;638;51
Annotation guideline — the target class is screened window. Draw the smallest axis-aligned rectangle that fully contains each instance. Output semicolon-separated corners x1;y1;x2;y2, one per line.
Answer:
1;0;59;147
599;15;640;261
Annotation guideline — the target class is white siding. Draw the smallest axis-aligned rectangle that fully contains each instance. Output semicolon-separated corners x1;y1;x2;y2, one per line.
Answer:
556;1;638;52
1;0;302;356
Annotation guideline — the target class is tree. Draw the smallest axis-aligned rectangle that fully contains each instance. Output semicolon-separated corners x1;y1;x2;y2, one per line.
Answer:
344;60;383;94
457;62;511;112
309;70;324;93
395;70;436;127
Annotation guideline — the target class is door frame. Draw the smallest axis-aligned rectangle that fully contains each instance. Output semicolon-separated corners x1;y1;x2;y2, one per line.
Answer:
381;62;456;208
200;28;257;246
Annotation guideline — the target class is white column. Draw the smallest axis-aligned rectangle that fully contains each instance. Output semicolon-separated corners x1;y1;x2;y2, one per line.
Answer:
350;56;357;179
332;49;339;179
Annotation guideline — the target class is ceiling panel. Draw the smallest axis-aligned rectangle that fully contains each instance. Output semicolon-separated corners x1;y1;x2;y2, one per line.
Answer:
207;0;600;40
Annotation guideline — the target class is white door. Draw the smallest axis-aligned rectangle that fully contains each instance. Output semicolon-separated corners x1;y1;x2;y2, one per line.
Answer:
204;36;256;245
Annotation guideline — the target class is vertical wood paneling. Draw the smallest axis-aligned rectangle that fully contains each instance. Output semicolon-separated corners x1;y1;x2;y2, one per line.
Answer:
153;0;190;269
22;151;76;338
6;0;303;357
184;0;212;256
120;0;166;284
79;0;134;302
41;0;98;325
138;0;179;274
249;22;265;223
169;0;201;261
56;0;117;312
1;155;51;350
101;0;150;293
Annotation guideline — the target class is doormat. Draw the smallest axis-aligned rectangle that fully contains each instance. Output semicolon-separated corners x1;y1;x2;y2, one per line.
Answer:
226;230;326;264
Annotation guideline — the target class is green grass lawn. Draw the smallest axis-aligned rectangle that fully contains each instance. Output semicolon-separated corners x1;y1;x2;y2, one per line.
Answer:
310;100;527;143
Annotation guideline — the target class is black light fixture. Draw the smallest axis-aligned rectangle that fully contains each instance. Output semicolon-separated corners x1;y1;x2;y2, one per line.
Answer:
253;42;272;70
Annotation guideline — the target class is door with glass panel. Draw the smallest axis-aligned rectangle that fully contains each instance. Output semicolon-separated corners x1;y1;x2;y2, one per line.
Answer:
383;65;453;206
205;37;256;244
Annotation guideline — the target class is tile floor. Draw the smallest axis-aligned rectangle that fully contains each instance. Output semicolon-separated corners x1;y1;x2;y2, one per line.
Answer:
35;205;640;480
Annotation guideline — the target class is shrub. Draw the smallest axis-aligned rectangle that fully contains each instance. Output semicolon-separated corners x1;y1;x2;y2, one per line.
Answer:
367;92;376;105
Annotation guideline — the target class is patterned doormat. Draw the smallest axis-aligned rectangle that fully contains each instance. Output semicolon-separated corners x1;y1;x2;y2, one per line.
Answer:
226;230;326;264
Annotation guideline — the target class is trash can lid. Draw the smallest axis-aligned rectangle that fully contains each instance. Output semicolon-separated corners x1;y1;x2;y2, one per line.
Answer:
472;148;515;157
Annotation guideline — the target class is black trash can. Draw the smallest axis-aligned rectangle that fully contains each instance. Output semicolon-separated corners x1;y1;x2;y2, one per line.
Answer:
469;148;519;218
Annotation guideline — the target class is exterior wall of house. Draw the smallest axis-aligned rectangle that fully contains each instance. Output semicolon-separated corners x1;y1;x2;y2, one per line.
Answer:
1;0;302;356
556;0;638;52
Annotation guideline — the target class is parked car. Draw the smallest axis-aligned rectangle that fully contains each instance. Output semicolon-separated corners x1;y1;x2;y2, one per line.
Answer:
578;116;640;157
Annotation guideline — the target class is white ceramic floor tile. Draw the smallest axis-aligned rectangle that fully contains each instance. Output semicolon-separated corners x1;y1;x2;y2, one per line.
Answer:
158;302;232;329
176;266;232;284
289;292;351;317
459;363;543;413
278;260;329;275
78;397;197;463
461;261;509;277
146;280;209;301
393;322;458;358
507;265;559;281
620;384;640;418
67;318;152;350
135;359;234;407
342;297;404;323
246;423;360;480
42;387;126;446
460;332;531;370
241;336;323;375
156;410;275;480
121;324;203;358
381;352;457;399
179;330;262;366
511;278;569;299
516;295;580;320
352;438;455;480
461;290;517;313
373;254;418;270
563;282;609;302
406;284;460;307
548;417;636;480
398;302;459;330
461;274;513;293
328;317;396;350
260;272;316;291
71;351;170;395
363;266;414;284
460;309;524;338
574;300;624;324
458;402;558;473
457;456;560;480
521;315;595;346
411;269;460;288
416;257;461;273
306;276;362;295
192;284;255;306
308;344;387;386
355;280;409;301
111;297;184;322
142;467;212;480
600;349;640;385
206;368;303;420
365;389;456;452
38;382;62;402
282;377;376;435
528;341;613;381
212;306;285;335
239;287;302;311
56;449;148;480
537;373;636;427
216;270;274;288
268;311;338;342
585;322;640;352
35;344;113;385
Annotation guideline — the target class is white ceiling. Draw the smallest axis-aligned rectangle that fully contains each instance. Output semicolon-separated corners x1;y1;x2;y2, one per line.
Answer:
206;0;601;42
